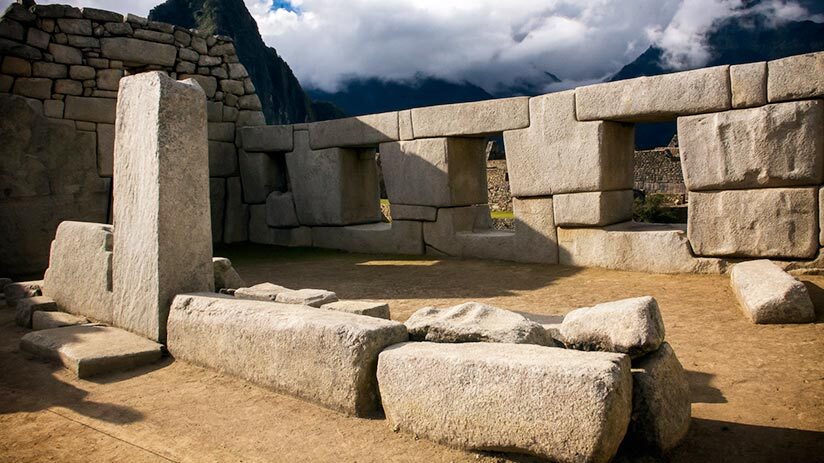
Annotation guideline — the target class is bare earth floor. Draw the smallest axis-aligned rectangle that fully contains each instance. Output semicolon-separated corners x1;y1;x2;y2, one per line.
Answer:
1;245;823;463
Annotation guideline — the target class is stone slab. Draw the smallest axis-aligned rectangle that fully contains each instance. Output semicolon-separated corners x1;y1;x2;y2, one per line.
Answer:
32;311;89;330
234;283;292;301
730;62;767;108
730;259;815;324
100;37;177;67
312;221;424;255
307;112;398;149
410;97;529;138
405;302;549;345
768;52;824;103
553;190;634;226
321;300;390;320
3;280;43;307
15;296;57;328
275;288;338;308
240;125;294;152
390;204;437;222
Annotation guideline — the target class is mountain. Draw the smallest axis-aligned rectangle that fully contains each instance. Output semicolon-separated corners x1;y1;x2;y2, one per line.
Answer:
149;0;318;124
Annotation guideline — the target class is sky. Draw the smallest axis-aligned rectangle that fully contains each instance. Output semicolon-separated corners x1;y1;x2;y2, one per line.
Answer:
3;0;821;94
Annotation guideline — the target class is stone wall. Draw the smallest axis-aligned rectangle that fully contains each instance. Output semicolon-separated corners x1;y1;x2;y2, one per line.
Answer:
633;148;686;195
0;2;265;275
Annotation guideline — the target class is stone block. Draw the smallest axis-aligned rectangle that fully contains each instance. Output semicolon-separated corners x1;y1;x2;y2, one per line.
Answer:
377;342;632;463
380;138;488;207
249;205;312;246
208;141;238;177
234;283;292;301
96;123;114;177
312;221;424;255
576;65;731;122
43;100;64;118
223;176;249;243
15;296;57;328
423;205;493;256
390;204;437;222
287;131;381;226
688;188;818;259
212;257;245;290
4;280;43;307
96;69;123;91
100;37;177;67
730;259;815;324
20;325;163;378
679;101;824;191
57;18;91;36
2;56;31;75
554;190;634;226
12;78;51;99
0;17;24;41
207;122;234;142
32;311;89;330
730;62;767;108
511;196;559;264
113;72;213;342
768;52;824;103
54;79;82;96
410;97;529;138
321;300;390;320
27;27;50;49
266;191;299;228
504;90;634;196
42;221;113;323
240;125;294;152
48;43;81;64
179;74;217;98
307;112;399;149
398;109;413;140
167;293;409;416
558;222;727;274
81;7;124;22
238;149;286;204
69;65;95;80
210;178;226;242
405;302;549;345
32;62;66;78
64;96;116;123
275;288;339;308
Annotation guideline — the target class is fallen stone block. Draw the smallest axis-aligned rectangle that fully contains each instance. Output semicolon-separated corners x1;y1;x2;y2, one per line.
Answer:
558;296;665;358
576;65;731;122
15;296;57;328
390;204;437;222
410;97;529;138
265;191;299;228
32;311;89;330
768;51;824;103
234;283;292;301
312;221;424;255
627;343;691;452
730;62;767;108
168;293;409;416
405;302;550;345
307;112;398;149
679;101;823;191
4;280;43;307
688;188;818;259
240;125;294;152
730;260;815;324
20;325;163;379
377;342;632;463
275;288;339;308
554;190;634;226
212;257;246;290
321;300;390;320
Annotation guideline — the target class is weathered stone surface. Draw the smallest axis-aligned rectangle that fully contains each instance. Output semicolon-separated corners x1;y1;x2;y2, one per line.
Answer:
423;205;495;257
390;204;437;222
207;122;234;142
15;296;57;328
96;123;114;177
20;325;163;378
64;96;116;123
179;74;216;98
730;62;767;108
42;221;113;323
100;37;177;66
81;7;124;22
69;64;95;80
558;222;727;274
113;72;213;342
576;65;731;122
249;205;312;246
4;281;43;307
238;149;286;204
240;125;294;152
265;191;299;228
96;68;123;91
689;188;818;259
380;138;488;207
32;62;66;78
730;259;815;324
398;109;413;140
554;190;633;226
168;293;409;416
307;112;398;149
558;296;665;358
377;342;632;463
57;18;91;36
312;221;424;255
212;257;246;290
768;52;824;102
235;283;293;301
410;97;529;138
504;90;634;196
43;100;63;118
32;311;89;330
210;178;226;242
627;343;691;452
223;176;249;243
321;300;390;320
48;43;81;64
679;101;824;191
275;288;339;308
405;302;549;345
12;77;51;99
3;56;31;75
208;140;237;177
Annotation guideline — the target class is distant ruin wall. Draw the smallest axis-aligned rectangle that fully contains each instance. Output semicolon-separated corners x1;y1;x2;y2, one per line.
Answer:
633;148;686;195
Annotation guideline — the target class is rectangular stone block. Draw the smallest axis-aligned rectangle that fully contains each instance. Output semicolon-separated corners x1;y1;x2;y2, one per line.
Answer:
208;140;238;177
113;72;214;342
554;190;633;226
265;191;299;228
240;125;294;152
410;97;529;138
380;138;488;207
207;122;234;142
96;123;114;177
167;293;409;416
307;112;398;150
688;188;818;259
210;178;226;243
321;300;390;320
249;205;311;246
398;109;413;140
511;196;558;264
100;37;177;67
423;205;493;256
730;62;767;108
238;149;286;204
679;101;824;191
390;204;437;222
504;91;634;196
576;66;731;122
223;176;249;243
15;296;57;328
32;311;89;330
312;221;424;255
768;52;824;103
64;96;116;123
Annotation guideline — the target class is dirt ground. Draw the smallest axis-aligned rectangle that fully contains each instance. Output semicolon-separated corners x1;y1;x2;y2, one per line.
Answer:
1;244;823;463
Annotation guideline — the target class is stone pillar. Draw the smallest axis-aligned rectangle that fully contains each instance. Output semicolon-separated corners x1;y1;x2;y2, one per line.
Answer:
112;72;214;342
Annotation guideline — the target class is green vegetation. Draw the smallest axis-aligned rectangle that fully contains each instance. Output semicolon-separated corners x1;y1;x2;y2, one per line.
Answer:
490;210;514;220
633;194;678;223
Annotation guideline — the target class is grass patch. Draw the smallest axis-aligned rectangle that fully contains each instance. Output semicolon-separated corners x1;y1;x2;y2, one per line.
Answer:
491;210;514;220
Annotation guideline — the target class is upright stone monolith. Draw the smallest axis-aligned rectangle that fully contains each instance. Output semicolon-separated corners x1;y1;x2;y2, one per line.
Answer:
112;72;214;342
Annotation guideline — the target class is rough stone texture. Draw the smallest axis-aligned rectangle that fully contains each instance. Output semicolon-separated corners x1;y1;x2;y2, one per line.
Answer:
287;131;381;226
390;204;437;222
64;96;116;123
688;188;818;259
15;296;58;328
730;259;815;324
405;302;549;345
321;300;390;320
234;283;292;301
307;112;398;149
380;138;488;207
240;125;294;152
237;149;285;204
223;177;249;243
32;311;89;330
312;221;424;255
42;221;113;323
627;343;691;452
504;90;634;196
208;140;238;177
212;257;246;290
511;196;559;264
112;73;213;342
558;296;665;358
275;288;339;308
679;101;824;191
209;178;225;243
100;37;177;66
20;325;163;379
410;97;529;138
398;109;413;140
768;52;824;103
558;222;728;274
554;190;634;227
423;205;496;257
730;62;767;108
576;65;731;122
4;280;44;308
96;123;114;177
265;191;299;228
377;342;632;463
167;293;409;417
